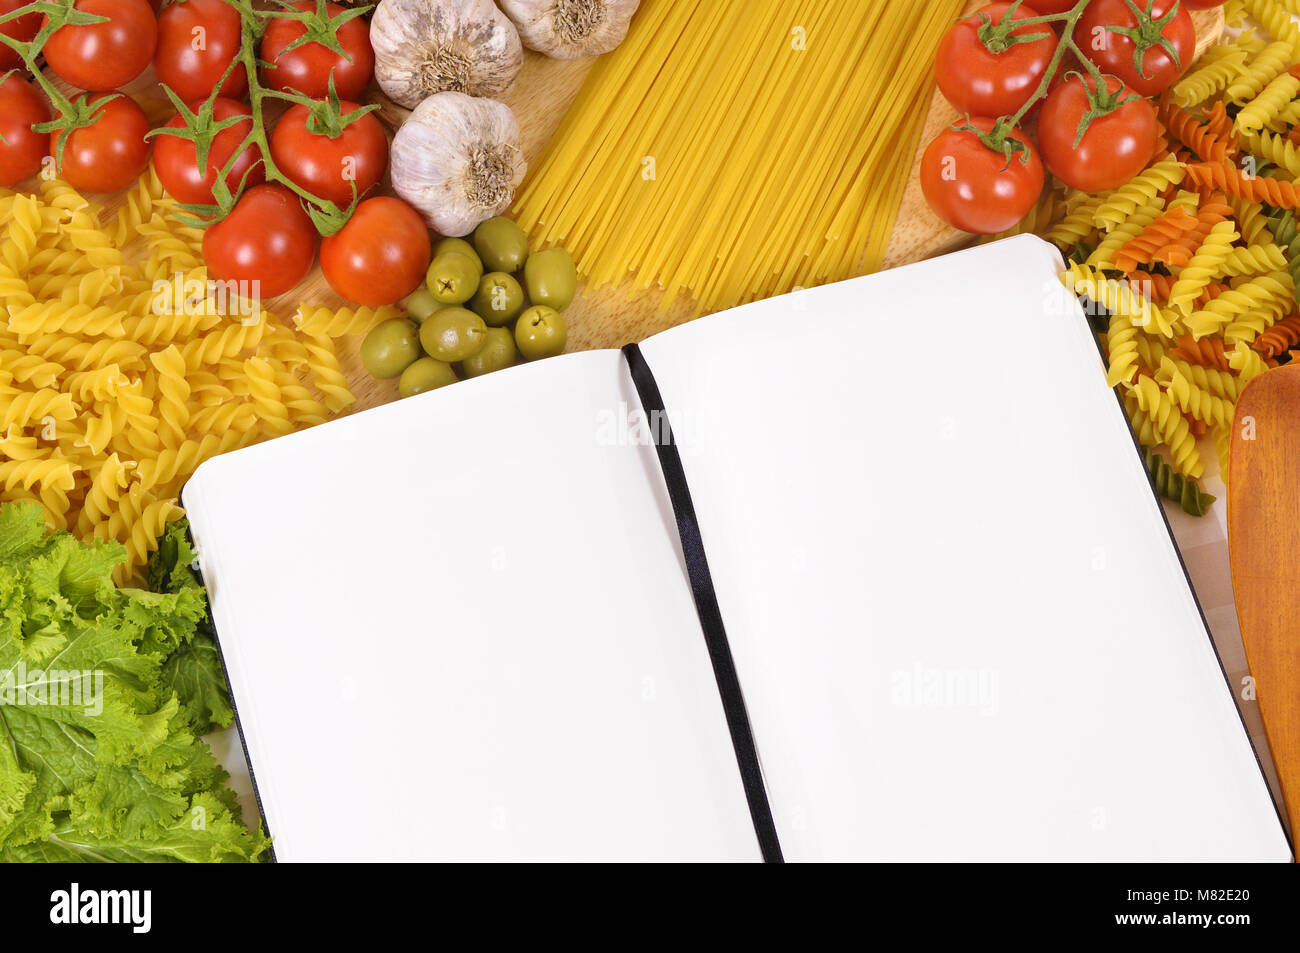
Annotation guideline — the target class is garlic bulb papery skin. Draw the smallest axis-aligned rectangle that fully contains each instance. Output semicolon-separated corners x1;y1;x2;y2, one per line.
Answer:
390;92;527;237
499;0;640;60
370;0;524;109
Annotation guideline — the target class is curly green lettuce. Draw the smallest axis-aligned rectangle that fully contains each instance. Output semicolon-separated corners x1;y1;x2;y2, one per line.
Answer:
0;503;267;862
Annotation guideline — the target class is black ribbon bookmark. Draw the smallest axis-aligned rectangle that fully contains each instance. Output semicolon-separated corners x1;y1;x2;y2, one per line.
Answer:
621;343;784;864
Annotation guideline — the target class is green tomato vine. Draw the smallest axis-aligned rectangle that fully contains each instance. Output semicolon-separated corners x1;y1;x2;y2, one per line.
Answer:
965;0;1182;157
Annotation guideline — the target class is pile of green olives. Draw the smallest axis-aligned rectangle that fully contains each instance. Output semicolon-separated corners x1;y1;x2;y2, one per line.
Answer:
360;217;578;399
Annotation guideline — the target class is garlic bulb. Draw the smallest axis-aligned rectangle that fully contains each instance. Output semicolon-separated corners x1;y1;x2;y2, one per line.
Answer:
498;0;639;59
370;0;523;109
390;92;527;237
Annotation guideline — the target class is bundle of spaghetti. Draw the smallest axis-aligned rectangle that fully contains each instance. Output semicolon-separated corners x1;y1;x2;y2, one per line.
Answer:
1252;312;1300;356
1184;158;1300;208
1114;205;1200;270
1159;98;1235;162
512;0;965;315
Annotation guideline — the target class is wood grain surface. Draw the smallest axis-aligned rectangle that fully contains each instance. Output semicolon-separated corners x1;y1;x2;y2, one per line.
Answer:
52;2;1222;414
1229;366;1300;849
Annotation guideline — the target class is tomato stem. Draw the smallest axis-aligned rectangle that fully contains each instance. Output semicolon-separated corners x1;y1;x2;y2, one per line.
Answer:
963;0;1135;154
181;0;369;235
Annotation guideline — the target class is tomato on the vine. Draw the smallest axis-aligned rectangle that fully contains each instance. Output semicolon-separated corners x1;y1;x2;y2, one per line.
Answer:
269;102;387;209
155;0;248;101
52;93;152;194
1038;73;1157;193
1075;0;1195;97
321;197;430;306
1180;0;1228;8
203;184;319;300
153;98;265;205
935;2;1055;118
0;74;50;186
43;0;158;92
921;118;1045;234
0;0;42;72
260;1;374;100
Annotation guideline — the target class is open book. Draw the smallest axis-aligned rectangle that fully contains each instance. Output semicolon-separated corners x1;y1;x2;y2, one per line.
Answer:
183;236;1290;862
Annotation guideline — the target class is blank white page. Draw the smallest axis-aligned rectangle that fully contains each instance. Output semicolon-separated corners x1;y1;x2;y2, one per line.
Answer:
639;236;1290;861
185;351;759;862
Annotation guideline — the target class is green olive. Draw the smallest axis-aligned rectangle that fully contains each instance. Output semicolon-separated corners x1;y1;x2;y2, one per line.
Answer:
468;272;525;326
523;247;578;311
460;326;518;378
473;217;530;273
426;253;483;305
514;305;567;361
420;307;488;362
433;237;481;266
399;357;458;397
360;318;421;379
404;287;444;325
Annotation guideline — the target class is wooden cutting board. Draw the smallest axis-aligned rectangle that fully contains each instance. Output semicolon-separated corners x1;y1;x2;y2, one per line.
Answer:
46;2;1223;414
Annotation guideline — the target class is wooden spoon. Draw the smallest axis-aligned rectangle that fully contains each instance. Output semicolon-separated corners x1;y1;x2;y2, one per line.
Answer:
1229;364;1300;846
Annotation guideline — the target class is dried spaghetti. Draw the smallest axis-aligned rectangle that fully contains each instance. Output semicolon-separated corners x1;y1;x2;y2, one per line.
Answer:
512;0;964;315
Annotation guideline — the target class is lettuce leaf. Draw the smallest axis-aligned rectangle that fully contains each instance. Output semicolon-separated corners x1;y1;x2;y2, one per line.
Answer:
0;503;267;863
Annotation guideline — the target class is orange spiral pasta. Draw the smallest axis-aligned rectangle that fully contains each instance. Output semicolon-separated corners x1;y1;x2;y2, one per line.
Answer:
1159;99;1235;162
1251;312;1300;357
1115;206;1200;270
1183;159;1300;208
1170;333;1234;370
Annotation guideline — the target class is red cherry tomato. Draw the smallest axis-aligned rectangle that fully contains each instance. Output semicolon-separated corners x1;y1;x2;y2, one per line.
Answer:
1038;73;1158;193
935;3;1055;118
153;98;265;205
0;0;42;72
203;184;319;300
921;118;1045;235
51;93;151;194
1180;0;1227;8
154;0;248;101
259;1;373;100
321;197;431;305
1075;0;1196;97
269;102;387;209
43;0;158;92
0;74;50;186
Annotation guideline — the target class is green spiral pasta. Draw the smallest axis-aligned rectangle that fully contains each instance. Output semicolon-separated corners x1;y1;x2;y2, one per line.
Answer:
1140;445;1216;517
